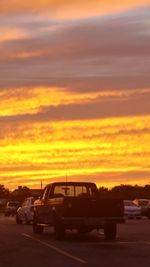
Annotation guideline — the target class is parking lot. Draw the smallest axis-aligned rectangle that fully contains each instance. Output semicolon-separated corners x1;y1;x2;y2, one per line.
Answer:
0;214;150;267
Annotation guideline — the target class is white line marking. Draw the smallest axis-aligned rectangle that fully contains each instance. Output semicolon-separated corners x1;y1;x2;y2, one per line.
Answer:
99;231;104;235
143;241;150;246
86;241;137;245
23;233;87;264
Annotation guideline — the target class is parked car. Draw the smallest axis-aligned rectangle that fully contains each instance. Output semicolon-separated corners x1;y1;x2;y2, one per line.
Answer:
4;201;20;216
124;200;141;219
33;182;125;241
16;197;35;224
133;199;150;217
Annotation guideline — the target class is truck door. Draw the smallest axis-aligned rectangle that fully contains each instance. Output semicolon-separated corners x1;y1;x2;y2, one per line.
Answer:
37;186;51;224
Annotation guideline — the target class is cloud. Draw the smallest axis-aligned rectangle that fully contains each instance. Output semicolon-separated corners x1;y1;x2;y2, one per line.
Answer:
0;27;28;43
0;3;150;189
0;115;150;189
0;7;149;90
0;0;150;19
0;87;150;121
2;170;150;189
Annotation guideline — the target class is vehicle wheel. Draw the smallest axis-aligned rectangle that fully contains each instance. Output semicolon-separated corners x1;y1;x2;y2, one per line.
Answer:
25;220;30;225
24;214;30;225
54;220;65;240
104;224;117;241
16;214;22;225
33;217;43;234
78;227;90;234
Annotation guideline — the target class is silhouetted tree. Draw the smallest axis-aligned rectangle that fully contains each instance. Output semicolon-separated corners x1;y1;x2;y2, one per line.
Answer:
98;184;150;200
11;186;30;202
0;185;10;198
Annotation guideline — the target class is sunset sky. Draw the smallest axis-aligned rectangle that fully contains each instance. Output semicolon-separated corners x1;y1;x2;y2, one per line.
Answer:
0;0;150;190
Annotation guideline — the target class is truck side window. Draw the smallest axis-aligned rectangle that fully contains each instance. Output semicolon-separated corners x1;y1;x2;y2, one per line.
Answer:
76;186;87;196
42;187;51;201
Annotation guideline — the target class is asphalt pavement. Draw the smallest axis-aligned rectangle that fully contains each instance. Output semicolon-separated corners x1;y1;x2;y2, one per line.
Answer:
0;214;150;267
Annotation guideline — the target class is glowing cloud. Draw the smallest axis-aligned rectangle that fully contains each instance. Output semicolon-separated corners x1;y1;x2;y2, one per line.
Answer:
0;87;150;117
0;114;150;189
0;0;150;19
0;27;28;43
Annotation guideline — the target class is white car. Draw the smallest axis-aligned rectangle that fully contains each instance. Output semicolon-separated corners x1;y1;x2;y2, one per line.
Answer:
124;200;141;219
4;201;20;216
133;199;150;217
16;197;35;224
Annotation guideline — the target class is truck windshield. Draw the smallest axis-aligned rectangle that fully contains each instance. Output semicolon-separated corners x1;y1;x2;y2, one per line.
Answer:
53;184;98;197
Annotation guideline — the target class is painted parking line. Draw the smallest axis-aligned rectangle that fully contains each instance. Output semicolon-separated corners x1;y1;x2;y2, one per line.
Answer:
143;241;150;246
86;241;137;245
23;233;87;265
86;240;150;246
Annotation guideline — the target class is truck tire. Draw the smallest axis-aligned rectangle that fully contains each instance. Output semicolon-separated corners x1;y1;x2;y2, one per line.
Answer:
78;227;90;234
104;223;117;241
24;214;30;225
16;214;22;225
33;216;43;234
54;220;65;240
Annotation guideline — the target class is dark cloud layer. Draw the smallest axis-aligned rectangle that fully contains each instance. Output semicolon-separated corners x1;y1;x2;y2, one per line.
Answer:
0;7;150;91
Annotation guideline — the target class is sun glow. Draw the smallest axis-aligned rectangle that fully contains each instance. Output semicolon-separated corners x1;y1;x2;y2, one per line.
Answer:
0;113;149;189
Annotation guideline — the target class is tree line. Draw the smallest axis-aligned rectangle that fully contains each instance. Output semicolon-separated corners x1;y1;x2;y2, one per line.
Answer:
0;184;150;201
0;185;10;199
99;184;150;199
0;185;31;202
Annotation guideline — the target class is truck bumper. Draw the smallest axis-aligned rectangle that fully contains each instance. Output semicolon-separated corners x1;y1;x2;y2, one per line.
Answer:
61;217;125;228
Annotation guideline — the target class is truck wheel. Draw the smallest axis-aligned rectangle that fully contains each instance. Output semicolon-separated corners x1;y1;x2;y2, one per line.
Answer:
78;227;90;234
33;217;43;234
104;224;117;241
24;214;30;225
16;214;22;225
54;221;65;240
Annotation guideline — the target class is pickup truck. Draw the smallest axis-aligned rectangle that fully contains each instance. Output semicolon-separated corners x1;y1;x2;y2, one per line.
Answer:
33;182;125;240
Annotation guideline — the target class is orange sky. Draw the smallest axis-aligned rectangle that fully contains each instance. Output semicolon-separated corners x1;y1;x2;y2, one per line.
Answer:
0;1;150;190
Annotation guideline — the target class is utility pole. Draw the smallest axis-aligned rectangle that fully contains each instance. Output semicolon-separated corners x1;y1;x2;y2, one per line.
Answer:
41;180;43;190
